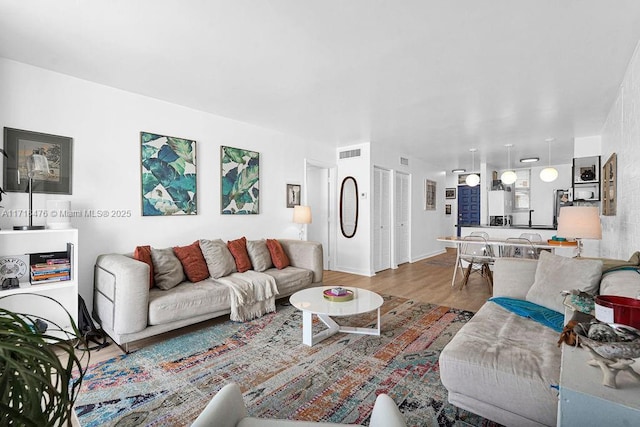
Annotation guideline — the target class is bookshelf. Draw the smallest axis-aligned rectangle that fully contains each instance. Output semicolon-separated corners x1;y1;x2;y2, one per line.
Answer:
0;229;78;338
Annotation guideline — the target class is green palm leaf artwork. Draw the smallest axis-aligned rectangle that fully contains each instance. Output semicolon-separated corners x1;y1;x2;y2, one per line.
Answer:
141;132;197;216
221;146;259;214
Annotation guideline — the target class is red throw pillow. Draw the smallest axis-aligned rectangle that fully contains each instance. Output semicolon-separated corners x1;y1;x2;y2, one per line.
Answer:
173;241;210;283
266;239;290;269
227;237;252;273
133;245;155;289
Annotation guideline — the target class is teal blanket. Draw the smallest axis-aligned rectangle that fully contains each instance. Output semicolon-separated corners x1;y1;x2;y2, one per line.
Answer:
489;297;564;333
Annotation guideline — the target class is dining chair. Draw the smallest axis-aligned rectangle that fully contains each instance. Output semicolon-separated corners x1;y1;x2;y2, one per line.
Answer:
503;237;538;259
457;234;495;290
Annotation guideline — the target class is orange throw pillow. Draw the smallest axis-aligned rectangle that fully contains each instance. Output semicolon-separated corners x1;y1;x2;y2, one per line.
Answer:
227;237;252;273
133;245;155;289
173;241;210;283
266;239;290;269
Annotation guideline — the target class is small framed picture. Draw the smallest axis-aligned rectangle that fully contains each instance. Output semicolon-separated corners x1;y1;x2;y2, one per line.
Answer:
445;204;452;215
425;179;436;210
286;184;301;208
445;188;456;199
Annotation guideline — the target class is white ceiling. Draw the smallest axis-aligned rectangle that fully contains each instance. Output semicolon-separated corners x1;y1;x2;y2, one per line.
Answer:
2;1;640;171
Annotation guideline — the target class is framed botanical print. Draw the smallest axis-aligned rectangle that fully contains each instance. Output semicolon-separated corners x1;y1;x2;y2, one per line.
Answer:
221;146;259;214
425;179;436;210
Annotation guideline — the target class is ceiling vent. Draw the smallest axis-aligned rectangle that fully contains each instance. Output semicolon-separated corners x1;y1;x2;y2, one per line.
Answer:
339;149;361;159
400;157;409;166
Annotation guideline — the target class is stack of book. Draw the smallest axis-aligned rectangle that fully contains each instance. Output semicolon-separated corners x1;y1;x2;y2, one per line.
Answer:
30;258;71;284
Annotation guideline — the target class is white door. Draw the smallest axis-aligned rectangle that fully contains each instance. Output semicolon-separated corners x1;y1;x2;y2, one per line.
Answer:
373;167;391;272
395;172;410;265
305;161;334;270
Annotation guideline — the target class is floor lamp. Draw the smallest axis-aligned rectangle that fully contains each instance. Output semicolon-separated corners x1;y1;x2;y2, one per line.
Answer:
556;206;602;257
293;205;312;240
14;152;50;231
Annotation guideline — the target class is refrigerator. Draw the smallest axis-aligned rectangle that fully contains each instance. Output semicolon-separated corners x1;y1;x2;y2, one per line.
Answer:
553;189;573;228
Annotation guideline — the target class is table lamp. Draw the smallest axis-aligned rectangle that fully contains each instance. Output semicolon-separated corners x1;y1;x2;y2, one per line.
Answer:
556;206;602;257
14;151;50;230
293;205;312;240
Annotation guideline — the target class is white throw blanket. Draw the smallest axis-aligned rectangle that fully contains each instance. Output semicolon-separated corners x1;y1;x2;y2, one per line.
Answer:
216;271;279;322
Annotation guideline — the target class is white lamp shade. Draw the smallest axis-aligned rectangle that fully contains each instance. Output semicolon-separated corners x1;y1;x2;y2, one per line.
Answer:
293;205;312;224
557;206;602;239
500;170;517;185
465;173;480;187
539;167;559;182
27;153;49;178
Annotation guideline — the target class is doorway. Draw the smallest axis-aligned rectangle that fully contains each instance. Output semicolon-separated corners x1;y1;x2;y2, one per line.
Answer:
373;167;392;272
304;159;336;270
394;171;411;266
457;185;481;231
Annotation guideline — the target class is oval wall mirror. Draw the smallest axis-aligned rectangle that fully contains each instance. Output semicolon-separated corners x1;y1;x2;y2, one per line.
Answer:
340;176;359;238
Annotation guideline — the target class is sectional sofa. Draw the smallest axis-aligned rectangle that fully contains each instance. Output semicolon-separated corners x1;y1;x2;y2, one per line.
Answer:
439;251;640;426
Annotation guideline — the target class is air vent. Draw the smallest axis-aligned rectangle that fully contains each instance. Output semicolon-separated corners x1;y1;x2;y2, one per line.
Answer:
339;149;361;159
400;157;409;166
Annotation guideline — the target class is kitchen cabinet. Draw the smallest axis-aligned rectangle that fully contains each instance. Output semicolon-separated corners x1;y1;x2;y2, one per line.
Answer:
572;156;601;201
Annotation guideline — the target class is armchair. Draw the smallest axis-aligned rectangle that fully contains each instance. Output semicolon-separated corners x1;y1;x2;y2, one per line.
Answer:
191;383;406;427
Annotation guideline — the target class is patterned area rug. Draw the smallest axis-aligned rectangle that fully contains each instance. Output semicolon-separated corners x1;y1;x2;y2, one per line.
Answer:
75;295;497;427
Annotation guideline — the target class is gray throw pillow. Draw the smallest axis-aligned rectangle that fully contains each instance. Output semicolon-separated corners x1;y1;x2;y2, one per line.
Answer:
150;247;186;290
246;239;273;272
525;251;602;313
199;239;237;278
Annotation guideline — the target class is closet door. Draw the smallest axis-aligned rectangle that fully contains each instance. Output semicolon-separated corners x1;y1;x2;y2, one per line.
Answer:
373;167;391;272
395;172;410;265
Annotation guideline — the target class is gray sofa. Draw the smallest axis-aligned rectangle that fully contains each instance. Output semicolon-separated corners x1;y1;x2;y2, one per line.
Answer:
439;255;640;427
93;239;323;352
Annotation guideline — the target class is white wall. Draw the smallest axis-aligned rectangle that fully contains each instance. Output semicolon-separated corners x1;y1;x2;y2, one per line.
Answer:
600;41;640;259
0;58;334;305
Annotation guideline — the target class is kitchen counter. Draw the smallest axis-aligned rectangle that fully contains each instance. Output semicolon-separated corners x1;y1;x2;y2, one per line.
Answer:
459;224;557;231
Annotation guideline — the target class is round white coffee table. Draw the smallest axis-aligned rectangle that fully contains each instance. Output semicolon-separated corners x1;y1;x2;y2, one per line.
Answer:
289;286;384;346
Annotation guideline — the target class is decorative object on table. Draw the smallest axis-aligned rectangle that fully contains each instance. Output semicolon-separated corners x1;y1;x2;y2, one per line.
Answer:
425;179;436;210
556;206;602;257
594;295;640;329
580;167;596;181
221;146;259;214
322;287;354;302
0;254;30;285
445;187;456;199
445;204;452;215
602;152;617;216
13;149;49;230
573;320;640;388
141;131;197;216
292;205;312;240
3;127;73;195
286;183;301;208
562;292;595;315
0;293;87;426
339;176;358;238
46;199;72;229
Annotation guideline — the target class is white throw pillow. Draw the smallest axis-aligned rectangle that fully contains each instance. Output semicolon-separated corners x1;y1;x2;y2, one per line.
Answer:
526;251;602;313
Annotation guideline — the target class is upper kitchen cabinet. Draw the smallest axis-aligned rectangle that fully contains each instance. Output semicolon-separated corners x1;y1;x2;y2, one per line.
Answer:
572;155;601;201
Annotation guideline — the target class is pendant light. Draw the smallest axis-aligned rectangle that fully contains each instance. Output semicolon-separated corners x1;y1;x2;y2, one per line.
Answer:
540;138;559;182
465;148;480;187
500;144;517;185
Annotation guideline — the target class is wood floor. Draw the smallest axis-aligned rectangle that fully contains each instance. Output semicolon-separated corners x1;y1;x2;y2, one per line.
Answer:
79;248;491;364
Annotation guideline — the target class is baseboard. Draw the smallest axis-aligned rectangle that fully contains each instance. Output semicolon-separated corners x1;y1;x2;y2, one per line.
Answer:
411;249;446;263
331;266;374;277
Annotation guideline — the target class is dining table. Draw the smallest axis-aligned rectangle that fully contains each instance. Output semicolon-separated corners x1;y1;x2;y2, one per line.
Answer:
436;236;573;288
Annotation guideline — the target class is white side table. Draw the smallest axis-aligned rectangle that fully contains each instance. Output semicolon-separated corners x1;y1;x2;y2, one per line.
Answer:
290;286;383;346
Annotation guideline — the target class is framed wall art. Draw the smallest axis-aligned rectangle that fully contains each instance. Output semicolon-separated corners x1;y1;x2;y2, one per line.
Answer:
141;131;197;216
445;204;452;215
445;187;456;199
3;127;73;194
286;184;301;208
221;146;259;214
602;153;617;216
425;179;436;210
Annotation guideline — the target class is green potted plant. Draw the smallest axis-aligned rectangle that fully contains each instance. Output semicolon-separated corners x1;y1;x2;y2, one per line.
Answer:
0;294;88;426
